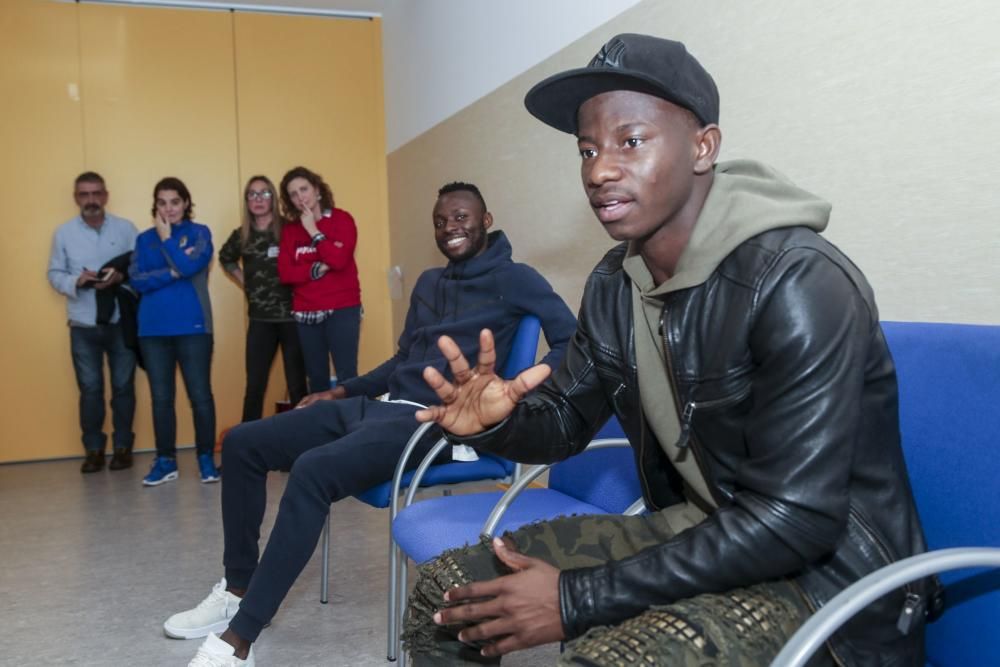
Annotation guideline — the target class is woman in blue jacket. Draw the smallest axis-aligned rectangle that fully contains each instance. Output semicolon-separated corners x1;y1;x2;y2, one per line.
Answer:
130;177;219;486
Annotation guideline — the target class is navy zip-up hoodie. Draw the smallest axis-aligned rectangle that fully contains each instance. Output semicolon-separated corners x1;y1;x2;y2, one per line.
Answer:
339;231;576;406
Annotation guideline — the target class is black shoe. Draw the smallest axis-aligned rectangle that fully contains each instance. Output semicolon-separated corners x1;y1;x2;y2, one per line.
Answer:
108;448;133;471
80;450;106;473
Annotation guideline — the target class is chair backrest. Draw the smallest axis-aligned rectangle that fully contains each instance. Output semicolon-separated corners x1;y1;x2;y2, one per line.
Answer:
500;315;541;379
547;416;642;514
881;321;1000;666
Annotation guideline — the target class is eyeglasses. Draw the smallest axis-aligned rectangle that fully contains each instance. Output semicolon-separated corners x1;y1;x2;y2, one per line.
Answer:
247;190;273;201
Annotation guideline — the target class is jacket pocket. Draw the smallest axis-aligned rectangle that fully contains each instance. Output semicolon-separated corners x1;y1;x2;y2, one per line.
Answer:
674;371;753;457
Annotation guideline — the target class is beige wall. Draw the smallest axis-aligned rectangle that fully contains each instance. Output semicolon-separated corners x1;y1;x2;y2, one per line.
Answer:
388;0;1000;336
0;2;389;463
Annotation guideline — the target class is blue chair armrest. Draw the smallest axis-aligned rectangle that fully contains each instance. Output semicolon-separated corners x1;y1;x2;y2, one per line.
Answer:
480;438;637;538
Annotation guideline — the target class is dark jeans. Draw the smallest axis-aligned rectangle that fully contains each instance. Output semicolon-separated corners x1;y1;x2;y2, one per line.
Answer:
69;324;137;452
220;397;442;642
139;334;216;458
243;320;308;422
296;305;361;393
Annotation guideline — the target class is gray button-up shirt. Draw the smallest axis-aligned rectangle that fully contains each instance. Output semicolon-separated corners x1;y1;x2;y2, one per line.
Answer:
47;213;139;326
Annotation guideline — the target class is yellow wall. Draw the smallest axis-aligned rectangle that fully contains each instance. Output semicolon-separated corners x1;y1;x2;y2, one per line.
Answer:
0;2;87;462
232;12;393;379
0;2;390;463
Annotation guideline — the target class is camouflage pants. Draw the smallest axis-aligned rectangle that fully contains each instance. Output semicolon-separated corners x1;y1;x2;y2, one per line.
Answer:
404;512;831;666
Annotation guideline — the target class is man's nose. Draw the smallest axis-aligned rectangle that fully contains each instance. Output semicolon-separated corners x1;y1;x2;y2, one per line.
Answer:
585;152;623;187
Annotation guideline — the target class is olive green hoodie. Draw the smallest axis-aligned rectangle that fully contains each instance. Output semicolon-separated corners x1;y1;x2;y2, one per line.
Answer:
622;159;832;516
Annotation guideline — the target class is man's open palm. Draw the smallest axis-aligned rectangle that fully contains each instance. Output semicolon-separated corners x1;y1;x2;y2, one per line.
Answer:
415;329;551;436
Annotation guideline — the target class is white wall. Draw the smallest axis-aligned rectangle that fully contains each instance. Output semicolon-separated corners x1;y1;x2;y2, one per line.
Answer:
381;0;642;151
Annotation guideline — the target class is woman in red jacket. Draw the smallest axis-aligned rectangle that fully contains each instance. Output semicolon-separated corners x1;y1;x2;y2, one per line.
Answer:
277;166;361;395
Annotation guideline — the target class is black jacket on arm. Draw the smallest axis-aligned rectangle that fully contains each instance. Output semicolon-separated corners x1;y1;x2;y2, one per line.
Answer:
457;229;932;666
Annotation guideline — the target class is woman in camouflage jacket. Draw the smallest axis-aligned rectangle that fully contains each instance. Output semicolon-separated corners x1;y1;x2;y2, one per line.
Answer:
219;175;307;421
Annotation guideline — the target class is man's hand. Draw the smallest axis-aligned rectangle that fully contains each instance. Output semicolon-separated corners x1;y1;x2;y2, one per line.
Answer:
414;329;551;436
433;537;565;657
93;268;123;290
296;385;346;408
76;269;99;287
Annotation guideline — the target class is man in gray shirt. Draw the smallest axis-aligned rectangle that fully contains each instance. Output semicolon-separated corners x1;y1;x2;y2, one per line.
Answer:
48;172;139;473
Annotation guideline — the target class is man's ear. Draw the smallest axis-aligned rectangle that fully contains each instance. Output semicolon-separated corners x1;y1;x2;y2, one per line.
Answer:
483;211;494;230
694;124;722;175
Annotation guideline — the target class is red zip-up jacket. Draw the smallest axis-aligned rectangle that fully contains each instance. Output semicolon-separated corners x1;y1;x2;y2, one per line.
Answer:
277;208;361;312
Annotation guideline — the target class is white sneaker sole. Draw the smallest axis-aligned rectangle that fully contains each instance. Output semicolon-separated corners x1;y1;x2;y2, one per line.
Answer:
200;475;220;484
163;617;231;639
143;471;179;486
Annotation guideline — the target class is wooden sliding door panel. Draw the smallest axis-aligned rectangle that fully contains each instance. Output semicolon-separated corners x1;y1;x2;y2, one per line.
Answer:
0;1;86;462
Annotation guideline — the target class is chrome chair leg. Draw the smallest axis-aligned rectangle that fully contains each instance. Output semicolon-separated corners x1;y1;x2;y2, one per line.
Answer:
320;512;330;604
397;559;409;666
387;527;399;659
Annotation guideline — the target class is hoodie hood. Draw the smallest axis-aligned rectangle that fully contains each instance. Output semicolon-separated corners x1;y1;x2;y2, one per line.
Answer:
431;230;513;325
624;159;831;295
443;229;512;279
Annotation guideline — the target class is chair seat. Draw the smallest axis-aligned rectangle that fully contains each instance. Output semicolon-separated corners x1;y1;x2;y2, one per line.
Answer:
353;454;513;508
393;489;612;564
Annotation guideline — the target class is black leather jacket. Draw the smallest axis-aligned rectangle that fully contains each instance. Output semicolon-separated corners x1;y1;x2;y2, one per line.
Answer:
461;228;932;666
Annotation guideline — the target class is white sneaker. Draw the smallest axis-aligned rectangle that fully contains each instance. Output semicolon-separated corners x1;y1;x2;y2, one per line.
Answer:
188;633;255;667
165;578;242;639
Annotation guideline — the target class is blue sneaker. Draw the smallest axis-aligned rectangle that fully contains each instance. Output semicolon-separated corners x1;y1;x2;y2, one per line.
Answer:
198;453;220;484
143;456;178;486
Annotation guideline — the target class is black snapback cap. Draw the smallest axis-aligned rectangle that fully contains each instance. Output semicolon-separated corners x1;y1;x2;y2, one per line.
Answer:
524;34;719;134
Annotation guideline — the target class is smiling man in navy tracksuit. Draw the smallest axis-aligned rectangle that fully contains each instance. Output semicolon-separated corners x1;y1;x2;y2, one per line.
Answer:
164;182;578;667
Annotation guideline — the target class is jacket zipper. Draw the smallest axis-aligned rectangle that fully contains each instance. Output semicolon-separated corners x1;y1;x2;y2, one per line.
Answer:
673;384;752;450
636;401;657;510
659;309;724;508
848;506;923;633
787;509;922;667
612;340;658;511
788;579;848;667
849;506;911;591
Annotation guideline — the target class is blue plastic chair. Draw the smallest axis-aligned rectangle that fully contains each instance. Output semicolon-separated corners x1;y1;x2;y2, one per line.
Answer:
772;321;1000;666
389;415;643;662
314;316;542;658
392;416;641;563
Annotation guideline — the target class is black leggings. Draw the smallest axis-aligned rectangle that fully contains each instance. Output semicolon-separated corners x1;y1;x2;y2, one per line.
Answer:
296;306;361;393
243;319;308;422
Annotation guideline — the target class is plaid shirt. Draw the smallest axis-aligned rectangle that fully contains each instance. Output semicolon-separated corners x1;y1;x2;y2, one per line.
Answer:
293;232;336;324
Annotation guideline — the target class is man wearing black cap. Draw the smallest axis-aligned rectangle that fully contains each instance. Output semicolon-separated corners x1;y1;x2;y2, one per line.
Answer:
405;34;934;666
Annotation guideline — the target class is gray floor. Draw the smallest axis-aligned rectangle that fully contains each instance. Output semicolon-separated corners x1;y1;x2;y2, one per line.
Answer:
0;452;557;666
